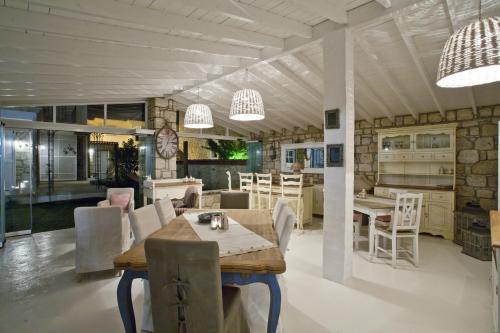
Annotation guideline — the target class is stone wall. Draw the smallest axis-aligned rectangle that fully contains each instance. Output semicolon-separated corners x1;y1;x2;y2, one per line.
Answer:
354;105;498;211
177;161;247;191
148;98;177;179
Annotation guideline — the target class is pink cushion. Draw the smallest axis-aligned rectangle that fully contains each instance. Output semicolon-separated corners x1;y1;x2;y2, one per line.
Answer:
110;193;131;212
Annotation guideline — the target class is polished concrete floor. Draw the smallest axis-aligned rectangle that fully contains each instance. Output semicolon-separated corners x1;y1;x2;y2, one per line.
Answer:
0;225;493;333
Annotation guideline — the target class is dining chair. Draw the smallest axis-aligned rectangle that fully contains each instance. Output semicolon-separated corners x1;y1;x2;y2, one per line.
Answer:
280;174;303;230
255;173;272;209
128;204;163;332
275;205;296;256
145;238;249;333
353;212;363;251
272;198;288;226
238;172;254;208
375;189;409;224
172;186;199;216
220;191;250;209
373;192;423;268
154;195;176;227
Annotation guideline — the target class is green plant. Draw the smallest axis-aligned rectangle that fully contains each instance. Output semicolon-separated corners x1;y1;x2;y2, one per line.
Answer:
203;139;248;160
115;138;139;182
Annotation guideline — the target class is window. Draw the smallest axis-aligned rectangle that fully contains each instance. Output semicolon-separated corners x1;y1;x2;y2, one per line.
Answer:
56;105;104;125
0;106;52;122
106;103;146;129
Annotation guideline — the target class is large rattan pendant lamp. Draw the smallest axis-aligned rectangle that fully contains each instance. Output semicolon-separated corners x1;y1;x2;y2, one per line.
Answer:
184;87;213;129
437;1;500;88
229;69;265;121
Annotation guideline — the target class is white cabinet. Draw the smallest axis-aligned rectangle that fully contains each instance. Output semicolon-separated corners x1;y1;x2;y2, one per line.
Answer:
312;185;324;215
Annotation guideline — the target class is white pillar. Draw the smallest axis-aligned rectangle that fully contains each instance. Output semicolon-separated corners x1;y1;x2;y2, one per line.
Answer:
322;28;355;284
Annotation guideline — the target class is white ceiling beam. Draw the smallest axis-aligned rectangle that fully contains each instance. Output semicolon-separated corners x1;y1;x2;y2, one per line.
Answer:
270;60;323;102
0;82;185;91
0;30;241;68
157;0;312;38
375;0;392;9
393;13;445;117
356;73;395;121
172;95;253;136
28;0;284;49
291;52;323;78
284;0;347;24
177;131;247;141
441;0;477;116
355;102;374;124
0;96;149;106
355;34;418;119
0;6;261;59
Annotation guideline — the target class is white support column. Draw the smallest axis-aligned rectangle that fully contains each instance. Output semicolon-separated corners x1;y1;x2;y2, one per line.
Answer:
322;28;354;284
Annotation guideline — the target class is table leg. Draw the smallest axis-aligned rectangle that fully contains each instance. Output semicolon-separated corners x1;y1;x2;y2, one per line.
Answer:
369;214;376;259
117;270;148;333
198;187;202;209
222;272;281;333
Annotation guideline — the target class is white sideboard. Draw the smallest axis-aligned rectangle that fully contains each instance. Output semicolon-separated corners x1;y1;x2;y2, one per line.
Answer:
143;179;203;208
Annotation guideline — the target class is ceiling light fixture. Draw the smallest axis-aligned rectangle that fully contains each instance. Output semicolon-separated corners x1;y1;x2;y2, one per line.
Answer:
437;1;500;88
229;69;265;121
184;87;214;129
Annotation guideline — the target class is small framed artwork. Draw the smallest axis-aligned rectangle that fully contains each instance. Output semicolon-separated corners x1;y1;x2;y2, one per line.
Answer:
326;144;344;167
325;109;340;129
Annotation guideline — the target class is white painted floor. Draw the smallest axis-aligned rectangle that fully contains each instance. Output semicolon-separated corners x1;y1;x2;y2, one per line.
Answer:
0;225;493;333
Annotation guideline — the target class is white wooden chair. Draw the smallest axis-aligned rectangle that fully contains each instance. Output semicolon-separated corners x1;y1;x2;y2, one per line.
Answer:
353;212;362;251
374;192;423;268
280;174;303;230
255;173;272;209
238;172;254;208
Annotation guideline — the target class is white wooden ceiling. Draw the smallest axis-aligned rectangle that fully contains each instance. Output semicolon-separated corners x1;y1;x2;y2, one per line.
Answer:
0;0;499;135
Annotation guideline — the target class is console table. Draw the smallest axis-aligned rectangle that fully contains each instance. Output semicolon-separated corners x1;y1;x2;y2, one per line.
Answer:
143;179;203;208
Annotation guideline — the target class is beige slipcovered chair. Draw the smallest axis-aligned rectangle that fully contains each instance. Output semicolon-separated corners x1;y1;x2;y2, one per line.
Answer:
129;204;163;332
98;187;135;212
272;198;288;226
145;238;249;333
154;195;176;227
220;191;250;209
275;205;296;257
74;206;128;275
172;186;199;216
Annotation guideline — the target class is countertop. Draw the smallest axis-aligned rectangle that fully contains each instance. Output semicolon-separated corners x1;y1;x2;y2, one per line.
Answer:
376;184;454;192
491;211;500;249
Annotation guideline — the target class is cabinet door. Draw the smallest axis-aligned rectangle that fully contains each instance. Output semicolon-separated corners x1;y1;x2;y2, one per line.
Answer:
427;201;452;232
379;133;412;152
415;131;452;151
313;186;324;215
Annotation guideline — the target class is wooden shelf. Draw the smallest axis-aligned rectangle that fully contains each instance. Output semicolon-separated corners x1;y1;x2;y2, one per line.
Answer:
379;172;454;176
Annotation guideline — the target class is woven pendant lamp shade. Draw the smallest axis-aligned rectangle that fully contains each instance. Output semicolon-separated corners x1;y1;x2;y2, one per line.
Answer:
229;88;265;121
184;104;213;129
437;16;500;88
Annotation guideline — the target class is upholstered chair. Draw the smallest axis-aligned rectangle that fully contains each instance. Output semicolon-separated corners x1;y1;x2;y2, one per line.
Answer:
145;238;249;333
74;206;127;275
272;198;288;226
154;195;176;227
98;187;135;212
220;191;250;209
172;186;199;216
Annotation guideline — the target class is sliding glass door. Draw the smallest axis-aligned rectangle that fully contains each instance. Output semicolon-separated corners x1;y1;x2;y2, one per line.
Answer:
4;128;33;236
0;123;5;247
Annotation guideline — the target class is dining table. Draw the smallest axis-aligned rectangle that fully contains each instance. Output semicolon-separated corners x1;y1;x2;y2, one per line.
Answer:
353;195;396;257
113;209;286;333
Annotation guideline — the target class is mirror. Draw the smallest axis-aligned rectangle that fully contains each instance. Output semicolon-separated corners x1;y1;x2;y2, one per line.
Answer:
281;143;324;173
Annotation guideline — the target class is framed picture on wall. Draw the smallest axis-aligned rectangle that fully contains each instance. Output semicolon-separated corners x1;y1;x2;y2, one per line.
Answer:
326;144;343;167
325;109;340;129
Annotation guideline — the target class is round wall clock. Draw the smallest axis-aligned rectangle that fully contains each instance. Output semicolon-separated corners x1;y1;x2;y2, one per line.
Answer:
155;126;178;159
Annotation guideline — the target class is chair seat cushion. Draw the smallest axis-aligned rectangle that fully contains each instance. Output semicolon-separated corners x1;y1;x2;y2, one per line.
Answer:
110;193;131;212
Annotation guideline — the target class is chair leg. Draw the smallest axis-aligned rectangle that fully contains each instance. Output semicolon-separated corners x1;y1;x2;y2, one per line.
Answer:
374;233;379;258
354;222;359;251
413;235;419;267
391;236;397;268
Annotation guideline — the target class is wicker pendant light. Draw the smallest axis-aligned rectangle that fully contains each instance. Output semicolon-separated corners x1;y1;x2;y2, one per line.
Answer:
437;2;500;88
229;69;265;121
184;88;213;129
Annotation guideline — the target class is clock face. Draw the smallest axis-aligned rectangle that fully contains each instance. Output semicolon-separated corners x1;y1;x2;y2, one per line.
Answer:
155;127;178;159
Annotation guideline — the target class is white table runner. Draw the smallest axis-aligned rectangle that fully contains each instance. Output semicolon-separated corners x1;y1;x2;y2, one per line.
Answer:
183;212;276;257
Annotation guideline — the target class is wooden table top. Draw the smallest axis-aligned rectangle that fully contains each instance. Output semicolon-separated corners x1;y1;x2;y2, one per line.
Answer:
151;181;202;188
491;211;500;249
114;209;286;274
354;201;394;210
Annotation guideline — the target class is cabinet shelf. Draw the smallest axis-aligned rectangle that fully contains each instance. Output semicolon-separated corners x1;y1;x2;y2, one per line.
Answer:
379;172;454;176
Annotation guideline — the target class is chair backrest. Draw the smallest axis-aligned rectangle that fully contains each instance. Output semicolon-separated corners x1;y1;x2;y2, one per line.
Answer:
226;170;232;191
74;206;123;273
272;198;288;225
255;173;272;209
220;191;249;209
129;204;162;243
280;174;303;200
389;188;408;199
183;186;198;207
154;196;176;227
238;172;253;192
145;238;224;333
275;206;296;256
106;187;134;201
391;193;423;232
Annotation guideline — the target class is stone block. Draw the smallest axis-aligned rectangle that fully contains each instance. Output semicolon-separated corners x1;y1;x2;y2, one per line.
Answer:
466;175;487;187
404;116;416;125
395;117;403;126
381;118;393;127
428;112;442;123
480;151;487;160
488;150;498;160
457;109;474;120
356;146;368;153
457;150;479;164
361;137;371;145
479;198;497;211
446;110;457;121
476;189;494;199
461;120;478;128
374;119;381;128
456;196;474;210
360;153;373;164
455;178;465;186
419;114;428;124
456;137;474;150
456;164;465;174
363;129;372;135
469;127;479;136
456;128;468;137
488;176;498;187
358;164;372;172
456;186;474;197
479;107;492;118
369;143;378;153
360;121;371;129
354;135;360;145
494;105;500;116
481;123;497;136
471;160;497;175
475;137;494;150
